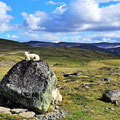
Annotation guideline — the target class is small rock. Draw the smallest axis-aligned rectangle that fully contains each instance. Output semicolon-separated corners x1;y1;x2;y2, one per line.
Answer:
101;77;110;81
0;106;11;114
76;72;81;76
63;74;71;77
115;66;120;70
55;105;59;109
89;80;94;82
36;114;44;119
50;105;55;111
19;111;35;118
110;107;115;111
106;107;108;110
63;79;77;83
68;87;73;92
84;86;89;89
63;80;69;83
82;83;91;86
74;87;79;90
63;72;81;77
112;73;120;76
57;85;61;88
51;63;61;67
102;90;120;104
10;108;28;114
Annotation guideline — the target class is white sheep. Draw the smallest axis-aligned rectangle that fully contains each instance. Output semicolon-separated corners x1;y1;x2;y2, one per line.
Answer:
52;88;62;104
56;92;62;102
24;52;40;61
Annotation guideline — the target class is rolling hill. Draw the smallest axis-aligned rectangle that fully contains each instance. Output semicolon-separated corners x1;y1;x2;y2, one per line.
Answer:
0;38;119;63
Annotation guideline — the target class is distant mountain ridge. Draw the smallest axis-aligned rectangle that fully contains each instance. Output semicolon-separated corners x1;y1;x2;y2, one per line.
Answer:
23;41;85;47
24;41;120;48
24;41;120;55
92;42;120;48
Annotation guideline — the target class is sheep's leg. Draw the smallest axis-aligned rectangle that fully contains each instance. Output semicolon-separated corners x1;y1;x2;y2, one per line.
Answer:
33;56;37;61
26;56;30;61
52;99;55;105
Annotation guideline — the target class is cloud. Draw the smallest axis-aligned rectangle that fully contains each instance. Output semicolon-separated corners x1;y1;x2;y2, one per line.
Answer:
52;4;67;15
41;33;60;42
61;31;120;43
46;0;64;5
97;0;120;3
20;30;61;42
0;1;13;34
20;0;120;43
7;34;19;40
22;0;102;33
21;11;48;30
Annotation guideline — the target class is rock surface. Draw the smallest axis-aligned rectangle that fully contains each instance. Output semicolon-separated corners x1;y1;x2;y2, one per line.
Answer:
63;72;81;77
0;107;11;114
0;105;66;119
101;77;110;81
102;90;120;103
10;108;28;114
0;60;57;113
112;73;120;76
19;111;35;118
36;107;67;120
115;66;120;70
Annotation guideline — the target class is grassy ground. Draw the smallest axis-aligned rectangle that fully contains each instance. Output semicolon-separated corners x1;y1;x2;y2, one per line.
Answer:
57;60;120;120
0;39;120;120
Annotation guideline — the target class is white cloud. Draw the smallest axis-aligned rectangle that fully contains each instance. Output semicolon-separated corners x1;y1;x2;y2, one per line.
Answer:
0;1;13;33
61;31;120;43
21;0;120;42
67;0;101;22
7;34;19;40
21;31;61;42
22;0;102;33
52;4;67;15
46;0;64;5
22;11;48;30
97;0;120;3
41;33;60;42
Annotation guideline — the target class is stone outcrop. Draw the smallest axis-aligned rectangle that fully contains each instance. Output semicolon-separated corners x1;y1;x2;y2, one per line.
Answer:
0;60;57;113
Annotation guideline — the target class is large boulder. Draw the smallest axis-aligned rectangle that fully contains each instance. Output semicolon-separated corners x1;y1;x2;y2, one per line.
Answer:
0;60;57;113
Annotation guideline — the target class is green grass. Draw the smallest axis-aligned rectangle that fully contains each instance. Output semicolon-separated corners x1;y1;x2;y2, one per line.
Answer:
59;59;120;120
0;39;120;120
0;113;21;120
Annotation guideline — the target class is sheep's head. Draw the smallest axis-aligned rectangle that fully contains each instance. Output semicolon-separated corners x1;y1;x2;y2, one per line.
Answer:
24;51;29;55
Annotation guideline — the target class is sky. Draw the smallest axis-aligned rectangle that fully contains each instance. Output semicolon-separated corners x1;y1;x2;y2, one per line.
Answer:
1;0;120;43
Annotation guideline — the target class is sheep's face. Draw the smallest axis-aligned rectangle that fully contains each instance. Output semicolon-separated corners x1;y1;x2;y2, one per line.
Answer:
24;51;29;54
